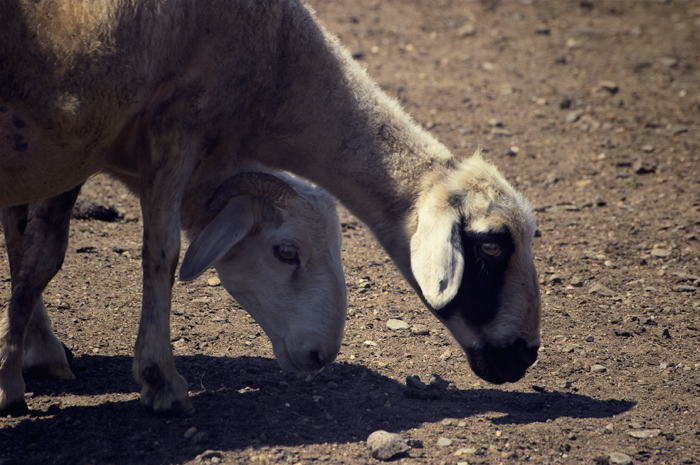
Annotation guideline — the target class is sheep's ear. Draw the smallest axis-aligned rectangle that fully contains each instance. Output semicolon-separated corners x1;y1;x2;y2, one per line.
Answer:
410;204;464;310
179;197;256;281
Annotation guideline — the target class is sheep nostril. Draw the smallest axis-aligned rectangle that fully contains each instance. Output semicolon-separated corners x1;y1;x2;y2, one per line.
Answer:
309;350;326;369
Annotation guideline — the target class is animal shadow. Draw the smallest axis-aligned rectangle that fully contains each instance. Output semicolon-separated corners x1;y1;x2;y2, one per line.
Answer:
2;354;634;465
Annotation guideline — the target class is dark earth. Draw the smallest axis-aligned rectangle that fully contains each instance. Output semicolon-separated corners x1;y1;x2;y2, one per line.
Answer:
1;0;699;463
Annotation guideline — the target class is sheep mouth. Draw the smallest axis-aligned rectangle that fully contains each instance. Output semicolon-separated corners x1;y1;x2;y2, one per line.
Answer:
465;338;539;384
271;337;337;374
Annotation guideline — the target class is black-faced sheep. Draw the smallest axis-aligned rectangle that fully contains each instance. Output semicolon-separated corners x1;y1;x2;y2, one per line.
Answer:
0;0;540;415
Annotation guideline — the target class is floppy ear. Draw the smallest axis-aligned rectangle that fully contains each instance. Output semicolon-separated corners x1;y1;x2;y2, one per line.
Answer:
410;201;464;310
179;196;256;281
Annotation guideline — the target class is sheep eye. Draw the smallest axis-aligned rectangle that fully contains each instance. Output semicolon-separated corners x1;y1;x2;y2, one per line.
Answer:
274;244;300;265
480;242;502;257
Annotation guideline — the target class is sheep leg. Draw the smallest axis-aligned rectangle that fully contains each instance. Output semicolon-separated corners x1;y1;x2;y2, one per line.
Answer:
0;186;80;416
131;134;194;416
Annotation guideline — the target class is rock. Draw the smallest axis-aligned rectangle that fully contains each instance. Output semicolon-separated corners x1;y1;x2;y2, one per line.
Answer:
456;24;476;37
673;285;696;293
585;335;595;342
570;276;584;287
406;439;423;448
406;375;427;390
609;452;633;465
207;277;221;287
123;212;139;223
628;429;662;439
670;125;688;135
650;248;672;258
566;110;584;123
184;427;198;439
660;57;678;68
411;324;430;336
367;430;410;461
386;319;410;330
633;158;656;174
439;350;452;361
195;450;223;463
436;437;453;447
191;431;210;444
596;80;619;94
589;283;615;297
591;364;607;373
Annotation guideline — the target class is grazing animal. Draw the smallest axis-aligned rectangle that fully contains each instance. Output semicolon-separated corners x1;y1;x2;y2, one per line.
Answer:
0;0;541;415
0;165;345;416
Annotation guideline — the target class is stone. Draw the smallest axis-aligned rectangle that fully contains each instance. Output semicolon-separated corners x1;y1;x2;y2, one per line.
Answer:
589;283;615;296
591;364;607;373
195;450;223;463
411;324;430;336
673;285;696;293
207;277;221;287
436;437;453;447
628;429;662;439
406;375;427;390
609;452;633;465
566;110;584;123
386;319;410;330
191;431;209;444
456;24;476;37
184;426;198;439
367;430;410;461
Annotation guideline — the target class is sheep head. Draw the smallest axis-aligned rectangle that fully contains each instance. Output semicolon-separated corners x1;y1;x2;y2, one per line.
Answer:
410;152;540;384
180;171;346;374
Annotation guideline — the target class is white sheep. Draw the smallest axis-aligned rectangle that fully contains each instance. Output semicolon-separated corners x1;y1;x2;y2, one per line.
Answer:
0;163;345;416
0;0;540;415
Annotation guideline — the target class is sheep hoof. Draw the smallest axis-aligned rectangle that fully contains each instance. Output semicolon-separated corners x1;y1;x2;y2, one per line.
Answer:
0;398;30;417
138;367;194;416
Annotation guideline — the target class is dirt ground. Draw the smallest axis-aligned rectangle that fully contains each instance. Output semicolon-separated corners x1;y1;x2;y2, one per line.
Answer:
1;0;699;463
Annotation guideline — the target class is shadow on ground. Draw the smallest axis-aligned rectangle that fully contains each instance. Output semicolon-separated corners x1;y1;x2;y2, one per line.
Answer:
1;354;634;465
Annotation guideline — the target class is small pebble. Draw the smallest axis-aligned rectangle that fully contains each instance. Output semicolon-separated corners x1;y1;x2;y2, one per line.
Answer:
386;319;410;330
191;431;209;444
566;110;584;123
436;437;453;447
207;277;221;287
628;429;662;439
367;430;410;461
609;452;633;465
591;364;607;373
673;285;696;293
406;375;427;390
588;283;615;297
183;426;198;439
411;324;430;336
585;335;595;342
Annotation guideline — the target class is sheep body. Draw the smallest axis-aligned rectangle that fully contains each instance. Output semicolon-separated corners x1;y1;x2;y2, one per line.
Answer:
0;0;540;414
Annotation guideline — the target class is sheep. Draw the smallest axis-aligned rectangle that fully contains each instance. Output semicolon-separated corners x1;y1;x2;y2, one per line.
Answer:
0;163;346;416
0;0;541;415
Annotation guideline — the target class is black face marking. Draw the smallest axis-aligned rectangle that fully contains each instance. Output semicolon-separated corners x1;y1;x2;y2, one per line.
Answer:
436;229;514;326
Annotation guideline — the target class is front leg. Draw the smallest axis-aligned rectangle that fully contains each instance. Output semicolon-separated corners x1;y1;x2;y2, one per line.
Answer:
132;134;195;415
0;186;81;416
